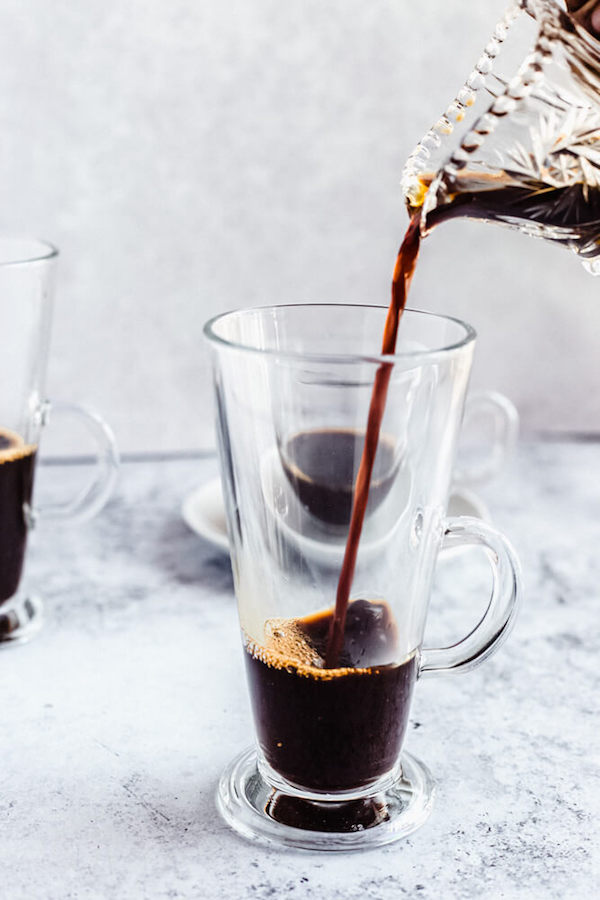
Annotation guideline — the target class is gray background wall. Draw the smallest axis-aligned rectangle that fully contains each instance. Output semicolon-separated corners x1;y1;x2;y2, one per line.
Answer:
2;0;599;454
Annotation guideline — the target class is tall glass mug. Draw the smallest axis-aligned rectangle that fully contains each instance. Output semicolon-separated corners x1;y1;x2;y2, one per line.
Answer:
205;305;521;850
0;239;118;645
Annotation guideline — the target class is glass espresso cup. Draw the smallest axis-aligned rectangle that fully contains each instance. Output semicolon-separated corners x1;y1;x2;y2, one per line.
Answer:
0;239;119;644
205;304;521;850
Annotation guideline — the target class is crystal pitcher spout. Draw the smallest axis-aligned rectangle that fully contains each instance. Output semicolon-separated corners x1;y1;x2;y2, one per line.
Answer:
402;0;600;274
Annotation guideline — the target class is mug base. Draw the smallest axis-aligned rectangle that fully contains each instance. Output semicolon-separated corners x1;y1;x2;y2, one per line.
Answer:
0;595;43;645
216;746;435;851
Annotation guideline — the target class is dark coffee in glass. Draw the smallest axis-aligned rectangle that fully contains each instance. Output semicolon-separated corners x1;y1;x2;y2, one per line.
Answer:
280;429;399;528
0;428;37;605
245;599;417;792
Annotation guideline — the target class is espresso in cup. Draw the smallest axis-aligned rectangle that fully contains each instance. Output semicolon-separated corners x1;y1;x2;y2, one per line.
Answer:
280;429;399;528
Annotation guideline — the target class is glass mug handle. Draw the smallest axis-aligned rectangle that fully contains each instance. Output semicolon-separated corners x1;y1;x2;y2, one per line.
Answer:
452;390;519;488
420;516;521;675
28;399;119;525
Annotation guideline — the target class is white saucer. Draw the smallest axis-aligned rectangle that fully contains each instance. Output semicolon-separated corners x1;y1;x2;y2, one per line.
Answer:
182;478;230;552
181;477;491;554
447;487;491;522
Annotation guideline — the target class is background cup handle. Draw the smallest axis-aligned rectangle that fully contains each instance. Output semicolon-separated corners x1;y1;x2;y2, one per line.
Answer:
419;516;521;676
30;400;119;525
452;389;519;488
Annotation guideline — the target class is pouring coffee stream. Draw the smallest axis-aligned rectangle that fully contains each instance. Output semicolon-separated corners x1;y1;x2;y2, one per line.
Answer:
325;0;600;666
325;214;421;667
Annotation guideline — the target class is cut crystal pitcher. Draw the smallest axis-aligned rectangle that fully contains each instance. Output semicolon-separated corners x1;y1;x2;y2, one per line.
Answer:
402;0;600;273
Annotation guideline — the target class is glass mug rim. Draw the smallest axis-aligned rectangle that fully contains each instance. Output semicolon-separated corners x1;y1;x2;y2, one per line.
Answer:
204;304;477;366
0;237;58;268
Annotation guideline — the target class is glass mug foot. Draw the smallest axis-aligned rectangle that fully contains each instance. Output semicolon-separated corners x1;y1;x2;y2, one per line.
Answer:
216;746;435;851
0;594;43;646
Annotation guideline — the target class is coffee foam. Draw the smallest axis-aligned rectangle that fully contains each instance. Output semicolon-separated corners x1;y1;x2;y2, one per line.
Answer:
265;617;324;668
0;428;36;464
244;615;384;680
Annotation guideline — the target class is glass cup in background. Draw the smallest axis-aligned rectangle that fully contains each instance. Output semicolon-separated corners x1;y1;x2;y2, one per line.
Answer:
0;239;119;645
205;304;521;850
180;386;519;551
